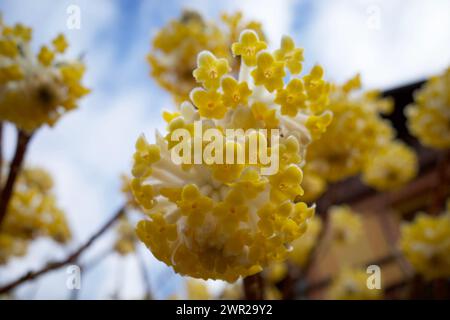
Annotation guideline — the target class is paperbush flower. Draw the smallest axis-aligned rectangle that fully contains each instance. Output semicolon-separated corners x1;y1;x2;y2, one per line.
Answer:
148;11;265;103
405;67;450;149
362;141;418;191
132;30;331;281
305;74;396;183
328;205;362;245
326;268;383;300
0;15;89;132
0;166;71;264
399;202;450;280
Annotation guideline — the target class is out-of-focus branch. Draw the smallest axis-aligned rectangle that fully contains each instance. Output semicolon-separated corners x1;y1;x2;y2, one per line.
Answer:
0;205;125;294
244;273;264;300
300;252;399;295
0;129;33;227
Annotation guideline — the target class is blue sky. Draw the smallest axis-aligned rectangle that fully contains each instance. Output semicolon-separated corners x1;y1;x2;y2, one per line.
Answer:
0;0;449;299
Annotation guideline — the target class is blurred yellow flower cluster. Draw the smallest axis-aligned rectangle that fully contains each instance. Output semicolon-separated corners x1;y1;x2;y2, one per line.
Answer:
399;202;450;280
0;15;89;132
132;29;332;282
405;67;450;149
326;268;383;300
148;11;265;103
114;215;136;256
328;205;362;245
362;140;418;191
304;74;417;196
0;167;71;264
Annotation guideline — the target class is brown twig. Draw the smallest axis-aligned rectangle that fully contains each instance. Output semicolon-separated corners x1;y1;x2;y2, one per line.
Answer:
0;129;33;228
0;205;125;294
243;273;264;300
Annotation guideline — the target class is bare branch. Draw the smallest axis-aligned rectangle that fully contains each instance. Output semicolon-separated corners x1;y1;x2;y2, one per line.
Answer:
0;129;33;227
0;205;125;294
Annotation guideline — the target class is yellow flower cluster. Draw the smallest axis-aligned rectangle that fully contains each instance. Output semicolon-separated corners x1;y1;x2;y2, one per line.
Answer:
132;30;331;282
399;202;450;280
0;15;89;132
328;205;362;245
362;140;417;191
289;216;323;267
305;74;397;184
0;167;71;264
148;11;264;103
405;67;450;149
114;215;136;256
326;268;383;300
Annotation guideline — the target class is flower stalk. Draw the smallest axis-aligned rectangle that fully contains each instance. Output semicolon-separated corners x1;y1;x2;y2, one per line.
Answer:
0;129;33;228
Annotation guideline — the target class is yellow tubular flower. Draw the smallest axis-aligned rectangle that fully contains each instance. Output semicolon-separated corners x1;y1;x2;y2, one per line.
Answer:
362;141;418;191
231;30;267;67
328;205;362;245
0;166;71;264
0;16;89;132
289;216;322;267
399;203;450;280
148;10;265;103
132;30;331;282
405;67;450;149
326;268;383;300
305;74;397;183
251;51;285;92
274;35;304;74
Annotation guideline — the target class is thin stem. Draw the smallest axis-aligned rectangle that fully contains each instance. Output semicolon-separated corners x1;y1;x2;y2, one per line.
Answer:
0;129;33;228
243;273;264;300
0;205;125;294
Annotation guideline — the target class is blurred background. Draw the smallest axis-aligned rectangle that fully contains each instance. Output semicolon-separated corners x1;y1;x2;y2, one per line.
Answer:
0;0;449;299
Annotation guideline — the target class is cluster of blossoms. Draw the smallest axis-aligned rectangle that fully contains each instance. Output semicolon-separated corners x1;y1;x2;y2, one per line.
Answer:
147;11;264;103
131;29;332;281
0;16;89;132
399;201;450;280
405;67;450;149
328;205;362;246
326;268;383;300
362;140;418;191
304;74;417;194
0;167;71;264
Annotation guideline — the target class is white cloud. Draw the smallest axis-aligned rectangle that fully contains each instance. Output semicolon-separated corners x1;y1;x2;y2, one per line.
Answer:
300;0;450;88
